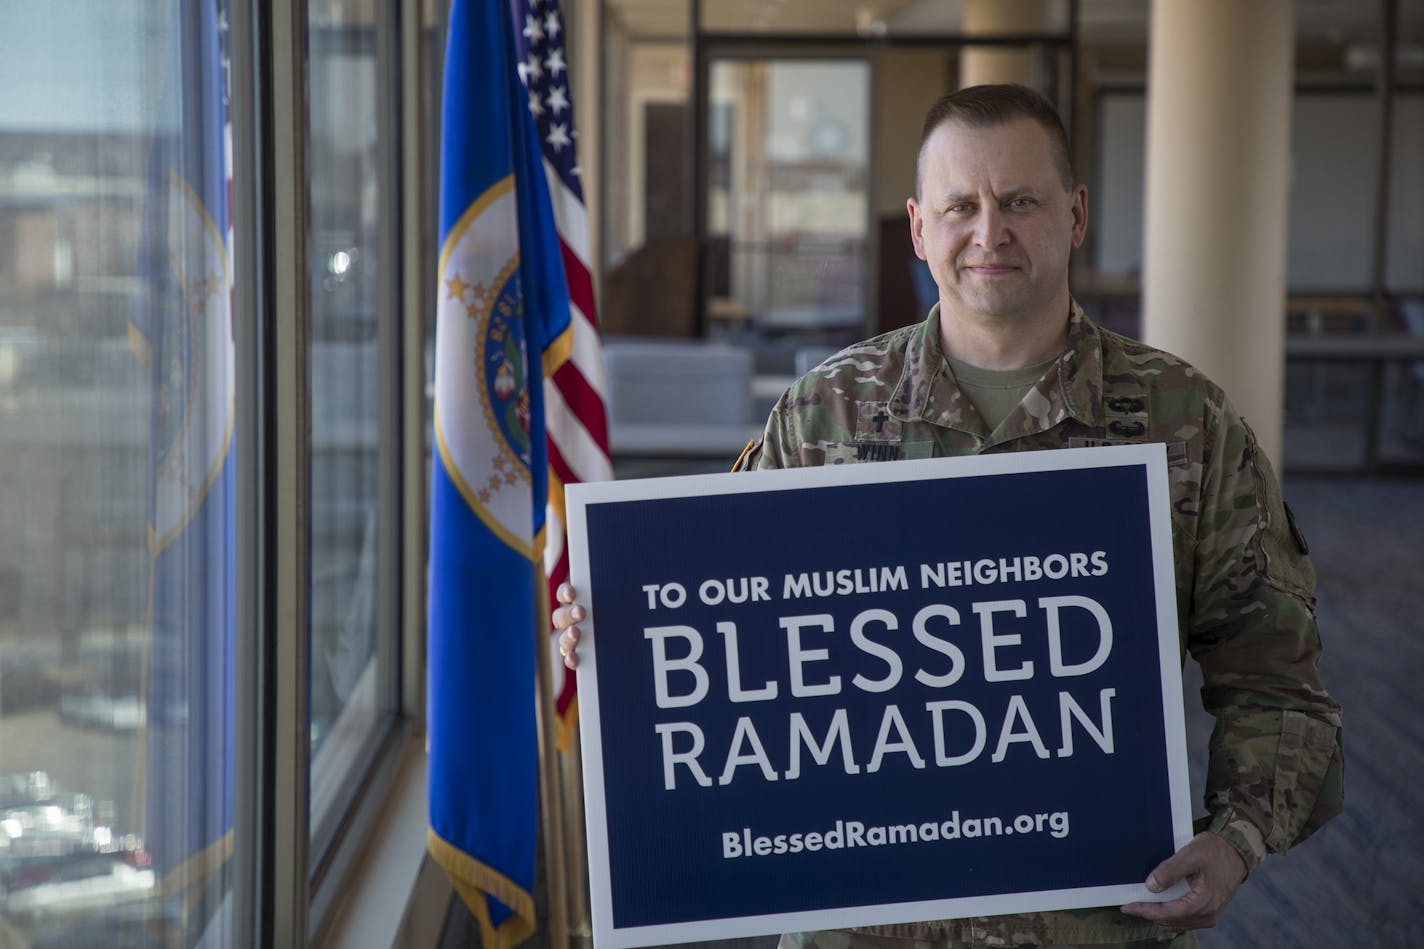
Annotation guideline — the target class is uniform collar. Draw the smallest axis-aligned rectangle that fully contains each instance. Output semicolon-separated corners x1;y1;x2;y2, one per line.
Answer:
889;299;1104;437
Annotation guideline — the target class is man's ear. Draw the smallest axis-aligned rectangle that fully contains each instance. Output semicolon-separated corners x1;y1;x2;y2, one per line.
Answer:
1070;184;1088;249
907;197;928;261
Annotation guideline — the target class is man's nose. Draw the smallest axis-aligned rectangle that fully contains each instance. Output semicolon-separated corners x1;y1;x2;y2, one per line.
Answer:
973;206;1008;247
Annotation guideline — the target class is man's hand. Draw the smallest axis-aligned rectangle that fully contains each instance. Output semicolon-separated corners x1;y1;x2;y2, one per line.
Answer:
1120;831;1248;930
553;582;585;670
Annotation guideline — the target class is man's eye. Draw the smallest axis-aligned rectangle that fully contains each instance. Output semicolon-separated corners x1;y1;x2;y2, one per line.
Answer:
948;203;972;214
1008;197;1037;209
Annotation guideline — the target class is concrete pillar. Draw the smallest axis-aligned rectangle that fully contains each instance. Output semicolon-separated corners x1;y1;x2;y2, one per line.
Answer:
960;0;1054;89
1141;0;1295;464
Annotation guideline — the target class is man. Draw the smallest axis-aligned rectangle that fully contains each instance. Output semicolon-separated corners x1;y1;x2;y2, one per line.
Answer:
556;84;1342;948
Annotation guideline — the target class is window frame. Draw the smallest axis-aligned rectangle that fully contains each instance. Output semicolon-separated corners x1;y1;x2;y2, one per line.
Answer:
230;0;431;944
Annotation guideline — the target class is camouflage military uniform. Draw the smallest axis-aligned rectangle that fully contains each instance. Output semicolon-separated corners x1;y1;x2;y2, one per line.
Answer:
735;302;1344;948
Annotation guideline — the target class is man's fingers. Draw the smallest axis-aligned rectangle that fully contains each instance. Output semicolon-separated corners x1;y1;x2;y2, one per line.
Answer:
1120;833;1245;930
1121;891;1204;925
552;585;588;669
557;626;582;669
552;602;585;631
1122;894;1213;923
1145;849;1194;892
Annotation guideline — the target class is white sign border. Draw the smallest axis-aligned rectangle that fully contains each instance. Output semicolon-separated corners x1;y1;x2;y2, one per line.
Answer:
566;444;1194;949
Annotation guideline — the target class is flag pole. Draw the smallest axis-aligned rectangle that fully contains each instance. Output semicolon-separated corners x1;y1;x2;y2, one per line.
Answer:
564;5;600;940
534;578;571;949
559;726;593;946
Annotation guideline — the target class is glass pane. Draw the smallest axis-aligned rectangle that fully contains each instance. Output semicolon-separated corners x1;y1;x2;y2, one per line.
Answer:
600;0;695;337
706;59;870;344
1288;94;1378;291
1092;91;1385;295
424;0;445;402
1399;5;1424;87
1377;344;1424;467
696;0;1069;36
1381;51;1424;469
1092;92;1147;283
0;0;236;944
1283;361;1371;470
1386;93;1424;292
307;1;388;830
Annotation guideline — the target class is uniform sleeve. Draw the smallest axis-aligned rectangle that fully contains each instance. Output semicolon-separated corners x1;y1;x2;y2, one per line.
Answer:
1188;396;1344;873
733;388;802;472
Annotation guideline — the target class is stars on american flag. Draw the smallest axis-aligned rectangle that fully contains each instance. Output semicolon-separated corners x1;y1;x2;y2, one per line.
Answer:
546;123;570;152
511;0;583;187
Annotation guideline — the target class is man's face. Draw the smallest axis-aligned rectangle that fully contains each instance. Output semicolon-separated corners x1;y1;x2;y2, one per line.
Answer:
907;117;1087;324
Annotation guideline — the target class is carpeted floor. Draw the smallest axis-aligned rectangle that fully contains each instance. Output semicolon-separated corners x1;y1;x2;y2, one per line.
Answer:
1188;475;1424;948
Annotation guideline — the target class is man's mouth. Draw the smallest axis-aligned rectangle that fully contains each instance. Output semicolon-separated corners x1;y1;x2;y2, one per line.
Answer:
964;262;1020;275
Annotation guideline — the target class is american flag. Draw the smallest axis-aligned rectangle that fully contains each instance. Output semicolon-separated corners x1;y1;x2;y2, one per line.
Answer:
508;0;612;746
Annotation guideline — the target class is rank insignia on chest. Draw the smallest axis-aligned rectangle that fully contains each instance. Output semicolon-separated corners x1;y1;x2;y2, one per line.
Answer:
1070;436;1190;469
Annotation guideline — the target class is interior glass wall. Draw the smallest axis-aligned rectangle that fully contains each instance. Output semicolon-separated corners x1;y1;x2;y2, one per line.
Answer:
704;57;870;347
599;0;695;338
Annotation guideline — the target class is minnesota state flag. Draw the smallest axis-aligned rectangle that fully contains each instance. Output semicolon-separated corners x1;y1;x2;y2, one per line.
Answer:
427;0;609;945
129;0;236;937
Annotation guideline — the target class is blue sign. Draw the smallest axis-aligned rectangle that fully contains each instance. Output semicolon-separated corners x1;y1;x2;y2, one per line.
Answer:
567;445;1193;948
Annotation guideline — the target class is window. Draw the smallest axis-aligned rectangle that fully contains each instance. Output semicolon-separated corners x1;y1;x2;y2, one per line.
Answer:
0;0;238;943
306;0;400;851
0;0;429;944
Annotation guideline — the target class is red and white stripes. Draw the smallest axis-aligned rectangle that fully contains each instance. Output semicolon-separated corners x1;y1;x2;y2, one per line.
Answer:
540;161;611;734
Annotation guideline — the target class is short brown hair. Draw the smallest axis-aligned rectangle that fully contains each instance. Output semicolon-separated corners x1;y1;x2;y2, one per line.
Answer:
915;84;1075;196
